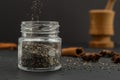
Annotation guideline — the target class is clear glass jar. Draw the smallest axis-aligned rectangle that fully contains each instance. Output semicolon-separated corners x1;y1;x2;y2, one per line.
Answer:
18;21;62;72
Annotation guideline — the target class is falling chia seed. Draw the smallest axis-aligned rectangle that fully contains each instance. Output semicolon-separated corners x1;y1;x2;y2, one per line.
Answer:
21;41;61;68
31;0;43;21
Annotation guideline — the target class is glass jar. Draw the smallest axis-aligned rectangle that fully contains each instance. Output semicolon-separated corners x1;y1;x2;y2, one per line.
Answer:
18;21;62;72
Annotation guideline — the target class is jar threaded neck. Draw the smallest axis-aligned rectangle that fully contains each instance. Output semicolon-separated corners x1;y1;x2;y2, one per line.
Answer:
21;21;60;37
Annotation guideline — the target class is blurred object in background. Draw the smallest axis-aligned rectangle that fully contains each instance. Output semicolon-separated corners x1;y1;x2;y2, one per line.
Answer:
89;0;116;48
0;43;17;50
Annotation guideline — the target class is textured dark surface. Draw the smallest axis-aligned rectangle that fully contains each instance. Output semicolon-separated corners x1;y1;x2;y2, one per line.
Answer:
1;48;120;80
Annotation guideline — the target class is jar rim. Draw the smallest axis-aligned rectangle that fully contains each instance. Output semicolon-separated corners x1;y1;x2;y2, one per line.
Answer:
21;21;59;25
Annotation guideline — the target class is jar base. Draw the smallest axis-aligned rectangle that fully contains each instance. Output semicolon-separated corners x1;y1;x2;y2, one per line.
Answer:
18;64;62;72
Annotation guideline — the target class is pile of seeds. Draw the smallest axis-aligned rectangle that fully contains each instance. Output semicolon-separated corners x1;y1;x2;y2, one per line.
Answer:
61;57;120;72
60;48;120;72
60;48;120;73
21;41;60;68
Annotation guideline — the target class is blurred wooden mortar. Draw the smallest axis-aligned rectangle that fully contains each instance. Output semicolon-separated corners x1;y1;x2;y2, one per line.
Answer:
89;0;116;48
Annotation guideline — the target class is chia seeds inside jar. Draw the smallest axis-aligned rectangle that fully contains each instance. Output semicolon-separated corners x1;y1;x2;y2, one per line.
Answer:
18;21;62;72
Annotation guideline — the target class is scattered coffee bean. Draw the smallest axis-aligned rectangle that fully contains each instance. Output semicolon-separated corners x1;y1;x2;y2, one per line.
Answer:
99;50;116;57
112;54;120;63
81;53;101;62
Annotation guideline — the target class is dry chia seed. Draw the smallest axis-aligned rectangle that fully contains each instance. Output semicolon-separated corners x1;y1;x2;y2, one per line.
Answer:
31;0;43;21
21;41;60;68
60;56;120;73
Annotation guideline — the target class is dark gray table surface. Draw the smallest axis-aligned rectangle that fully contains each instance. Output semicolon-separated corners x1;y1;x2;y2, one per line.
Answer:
1;48;120;80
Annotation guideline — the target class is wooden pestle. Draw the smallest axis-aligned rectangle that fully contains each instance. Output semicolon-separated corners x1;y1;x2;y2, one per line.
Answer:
105;0;116;10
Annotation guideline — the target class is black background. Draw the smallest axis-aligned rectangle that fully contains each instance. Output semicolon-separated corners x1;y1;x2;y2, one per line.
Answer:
0;0;120;46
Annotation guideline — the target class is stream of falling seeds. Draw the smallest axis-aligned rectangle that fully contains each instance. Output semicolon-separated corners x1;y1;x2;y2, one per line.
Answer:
31;0;43;21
